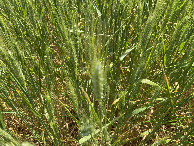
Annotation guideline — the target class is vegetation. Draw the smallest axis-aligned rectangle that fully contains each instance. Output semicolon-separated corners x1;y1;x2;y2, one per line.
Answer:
0;0;193;145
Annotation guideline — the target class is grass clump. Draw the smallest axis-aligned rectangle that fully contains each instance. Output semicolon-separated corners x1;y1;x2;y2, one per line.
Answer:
0;0;193;145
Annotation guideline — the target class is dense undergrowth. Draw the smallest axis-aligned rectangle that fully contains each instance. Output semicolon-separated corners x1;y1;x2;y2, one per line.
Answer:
0;0;193;145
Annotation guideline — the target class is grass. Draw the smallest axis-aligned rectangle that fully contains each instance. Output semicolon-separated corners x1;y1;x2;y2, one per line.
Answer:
0;0;193;145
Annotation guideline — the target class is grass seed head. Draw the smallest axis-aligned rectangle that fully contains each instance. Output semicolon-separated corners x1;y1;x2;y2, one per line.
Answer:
92;61;104;100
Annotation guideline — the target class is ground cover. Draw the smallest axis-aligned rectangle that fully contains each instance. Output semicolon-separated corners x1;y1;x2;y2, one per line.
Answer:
0;0;193;145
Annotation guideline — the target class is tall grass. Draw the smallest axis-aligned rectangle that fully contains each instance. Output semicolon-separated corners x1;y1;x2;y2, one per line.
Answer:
0;0;193;145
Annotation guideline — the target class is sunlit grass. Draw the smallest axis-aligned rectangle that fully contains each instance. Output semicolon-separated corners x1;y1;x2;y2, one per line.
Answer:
0;0;193;145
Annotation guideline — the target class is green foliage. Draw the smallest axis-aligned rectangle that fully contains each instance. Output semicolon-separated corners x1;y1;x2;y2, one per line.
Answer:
0;0;193;145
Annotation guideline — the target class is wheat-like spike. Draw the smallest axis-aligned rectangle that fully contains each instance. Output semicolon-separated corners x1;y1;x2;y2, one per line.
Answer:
92;61;104;100
68;80;78;114
139;0;167;51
